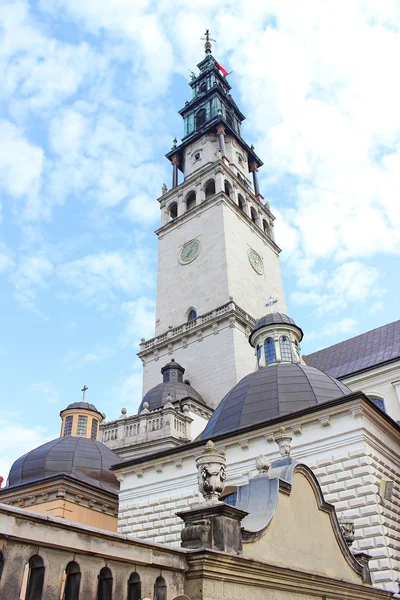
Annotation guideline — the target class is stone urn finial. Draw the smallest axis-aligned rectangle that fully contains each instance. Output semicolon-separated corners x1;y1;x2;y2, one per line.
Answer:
255;455;271;476
274;427;292;458
196;441;226;504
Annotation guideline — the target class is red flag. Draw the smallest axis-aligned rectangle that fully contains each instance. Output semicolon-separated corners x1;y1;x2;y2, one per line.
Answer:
216;62;229;77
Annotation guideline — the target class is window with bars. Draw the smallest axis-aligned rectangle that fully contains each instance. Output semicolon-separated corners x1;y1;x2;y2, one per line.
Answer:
279;336;292;362
91;419;98;440
264;337;276;365
64;416;73;437
76;415;88;436
257;344;262;366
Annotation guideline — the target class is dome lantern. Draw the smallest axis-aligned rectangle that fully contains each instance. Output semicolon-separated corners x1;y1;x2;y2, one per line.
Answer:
249;312;304;369
59;387;103;440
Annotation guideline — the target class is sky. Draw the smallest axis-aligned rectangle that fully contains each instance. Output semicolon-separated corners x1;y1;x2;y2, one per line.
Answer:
1;0;400;479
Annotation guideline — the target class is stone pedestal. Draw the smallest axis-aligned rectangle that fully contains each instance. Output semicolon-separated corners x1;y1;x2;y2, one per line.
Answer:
177;502;248;554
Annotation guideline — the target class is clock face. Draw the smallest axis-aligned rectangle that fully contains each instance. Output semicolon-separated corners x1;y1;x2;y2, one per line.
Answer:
248;249;264;275
179;239;200;264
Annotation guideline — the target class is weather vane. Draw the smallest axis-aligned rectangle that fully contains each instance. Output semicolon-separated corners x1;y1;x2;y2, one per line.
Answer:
201;29;216;54
81;385;88;401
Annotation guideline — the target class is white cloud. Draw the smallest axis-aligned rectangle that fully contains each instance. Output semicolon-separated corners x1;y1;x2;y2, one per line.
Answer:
58;249;155;308
0;416;53;486
30;381;60;404
12;254;53;310
63;346;114;370
0;120;43;198
291;261;381;314
120;297;156;347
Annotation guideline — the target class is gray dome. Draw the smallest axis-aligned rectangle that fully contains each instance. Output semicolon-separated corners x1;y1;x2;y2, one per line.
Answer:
61;402;102;416
139;358;206;411
139;381;205;412
6;437;122;493
251;313;303;343
201;363;350;438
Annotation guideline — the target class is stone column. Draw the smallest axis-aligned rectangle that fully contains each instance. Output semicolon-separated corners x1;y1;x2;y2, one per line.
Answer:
171;154;180;188
216;124;226;157
249;161;261;197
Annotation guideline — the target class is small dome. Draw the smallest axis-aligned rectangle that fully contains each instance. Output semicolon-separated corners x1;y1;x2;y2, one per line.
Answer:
139;381;205;412
201;363;350;439
61;402;102;417
6;437;122;493
250;313;303;344
139;359;206;412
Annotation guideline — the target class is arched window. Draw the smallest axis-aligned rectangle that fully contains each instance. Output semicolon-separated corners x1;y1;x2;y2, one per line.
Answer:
264;337;276;365
76;415;87;436
226;112;233;128
204;180;215;198
195;109;206;130
199;81;207;93
224;180;232;198
63;561;81;600
187;309;197;322
237;194;245;212
250;207;257;224
368;396;386;413
279;336;292;362
262;220;270;235
257;344;262;366
154;576;167;600
169;202;178;220
25;555;45;600
186;191;196;211
293;340;301;361
97;567;113;600
128;573;141;600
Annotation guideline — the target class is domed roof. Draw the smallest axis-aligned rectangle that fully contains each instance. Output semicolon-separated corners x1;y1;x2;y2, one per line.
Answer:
139;380;205;412
201;363;350;439
6;437;122;493
139;358;206;412
61;402;102;416
250;313;303;343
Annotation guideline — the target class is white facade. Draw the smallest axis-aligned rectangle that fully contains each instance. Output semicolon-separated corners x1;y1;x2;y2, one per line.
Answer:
116;395;400;594
139;147;285;405
342;360;400;423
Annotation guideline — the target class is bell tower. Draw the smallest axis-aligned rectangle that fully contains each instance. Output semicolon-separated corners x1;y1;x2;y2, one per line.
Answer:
139;33;286;409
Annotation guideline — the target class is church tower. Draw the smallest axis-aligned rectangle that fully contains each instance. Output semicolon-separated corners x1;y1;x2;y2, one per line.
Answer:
139;33;286;408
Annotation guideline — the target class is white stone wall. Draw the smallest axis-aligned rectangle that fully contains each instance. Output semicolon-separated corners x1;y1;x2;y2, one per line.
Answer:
343;361;400;422
117;401;400;593
141;320;251;408
155;201;229;331
222;201;286;319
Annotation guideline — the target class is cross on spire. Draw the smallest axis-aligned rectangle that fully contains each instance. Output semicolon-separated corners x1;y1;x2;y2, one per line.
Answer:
81;385;88;401
266;296;278;312
201;29;216;54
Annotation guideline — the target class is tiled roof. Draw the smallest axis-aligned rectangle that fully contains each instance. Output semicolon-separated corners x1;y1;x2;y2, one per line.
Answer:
304;320;400;379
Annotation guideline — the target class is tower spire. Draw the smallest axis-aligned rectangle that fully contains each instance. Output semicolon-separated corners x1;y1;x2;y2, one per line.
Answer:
201;29;216;55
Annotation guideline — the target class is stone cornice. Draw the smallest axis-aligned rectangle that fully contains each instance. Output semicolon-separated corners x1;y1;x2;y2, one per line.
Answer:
184;551;391;599
139;299;256;356
0;474;118;516
112;394;400;473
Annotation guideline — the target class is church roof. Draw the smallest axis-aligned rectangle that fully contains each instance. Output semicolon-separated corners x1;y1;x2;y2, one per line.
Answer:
5;437;121;493
200;363;350;438
250;313;304;344
304;320;400;379
61;402;102;416
139;381;206;412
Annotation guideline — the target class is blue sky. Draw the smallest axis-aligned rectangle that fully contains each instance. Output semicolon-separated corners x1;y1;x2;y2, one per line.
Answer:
1;0;400;478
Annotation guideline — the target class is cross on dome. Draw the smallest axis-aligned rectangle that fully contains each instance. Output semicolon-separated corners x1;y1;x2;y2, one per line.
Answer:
81;385;88;401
